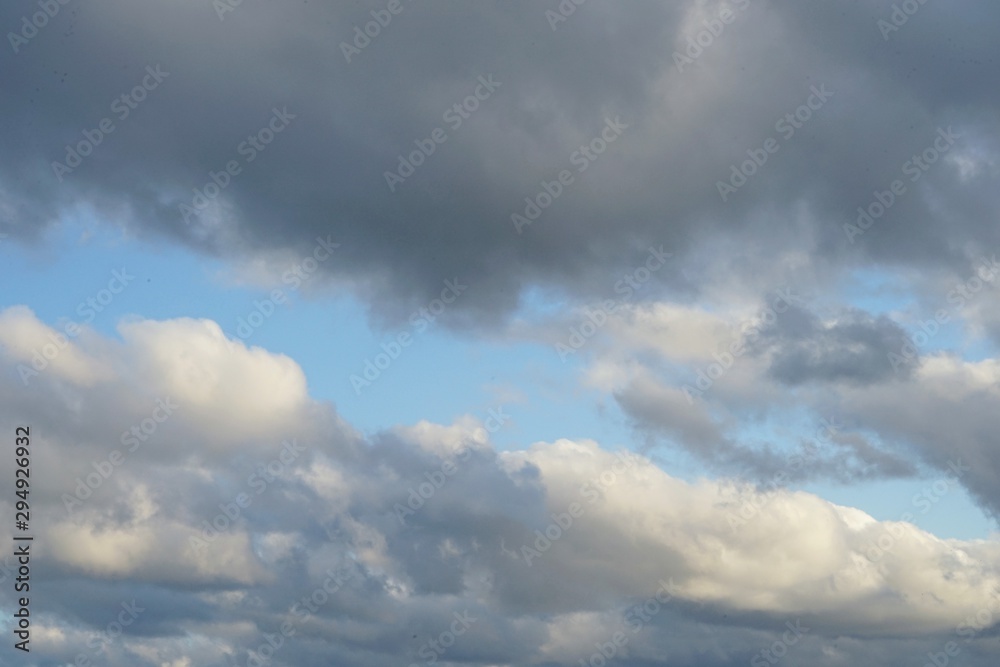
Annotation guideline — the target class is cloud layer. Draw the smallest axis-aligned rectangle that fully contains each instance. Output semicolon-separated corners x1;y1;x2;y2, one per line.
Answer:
2;0;999;328
1;307;999;666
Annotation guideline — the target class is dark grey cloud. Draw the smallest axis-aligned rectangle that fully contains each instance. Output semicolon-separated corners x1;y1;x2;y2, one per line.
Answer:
750;305;920;385
1;0;999;329
615;372;917;485
836;361;1000;521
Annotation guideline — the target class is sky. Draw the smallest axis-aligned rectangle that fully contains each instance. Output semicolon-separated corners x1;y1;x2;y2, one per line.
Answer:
1;1;1000;666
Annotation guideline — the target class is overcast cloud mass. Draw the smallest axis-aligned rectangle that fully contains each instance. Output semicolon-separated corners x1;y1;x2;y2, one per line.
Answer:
2;1;1000;666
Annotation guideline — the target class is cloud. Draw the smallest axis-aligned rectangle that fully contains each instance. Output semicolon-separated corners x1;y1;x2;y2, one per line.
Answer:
0;305;114;386
3;309;1000;665
838;355;1000;519
749;306;920;385
2;1;999;328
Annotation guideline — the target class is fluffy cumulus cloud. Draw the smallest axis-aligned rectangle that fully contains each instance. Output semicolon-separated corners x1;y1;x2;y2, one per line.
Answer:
550;295;1000;518
0;309;997;666
2;0;1000;665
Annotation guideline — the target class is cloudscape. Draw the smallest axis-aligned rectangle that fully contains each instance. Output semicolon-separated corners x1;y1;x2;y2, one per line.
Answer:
2;1;1000;666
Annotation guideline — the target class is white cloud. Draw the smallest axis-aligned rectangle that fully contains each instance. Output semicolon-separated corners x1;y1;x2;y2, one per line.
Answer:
4;309;1000;665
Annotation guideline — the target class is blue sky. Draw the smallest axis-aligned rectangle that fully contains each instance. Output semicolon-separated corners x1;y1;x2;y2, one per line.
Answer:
3;217;993;541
